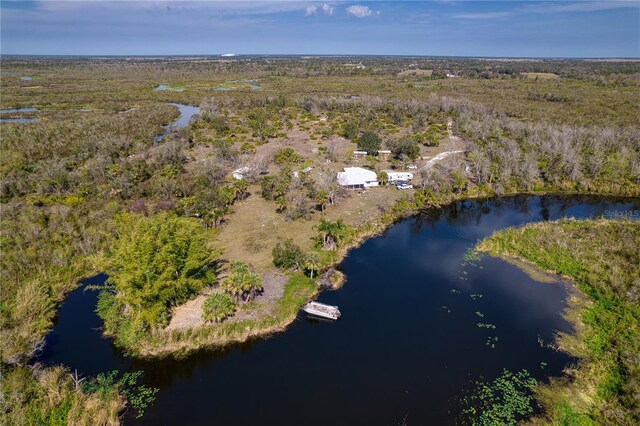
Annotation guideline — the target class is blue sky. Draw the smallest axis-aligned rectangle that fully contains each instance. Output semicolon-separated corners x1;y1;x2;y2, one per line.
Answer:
1;1;639;57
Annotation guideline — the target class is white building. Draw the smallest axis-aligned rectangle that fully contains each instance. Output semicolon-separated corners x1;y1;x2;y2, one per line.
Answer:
384;170;413;183
337;167;379;189
378;150;392;159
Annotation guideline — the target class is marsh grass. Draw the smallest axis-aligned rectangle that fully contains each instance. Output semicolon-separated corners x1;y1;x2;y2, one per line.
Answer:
1;365;125;426
477;219;640;424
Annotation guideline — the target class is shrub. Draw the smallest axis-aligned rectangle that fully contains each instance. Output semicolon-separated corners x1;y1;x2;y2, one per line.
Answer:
272;239;304;270
342;121;359;139
274;147;301;165
202;293;236;322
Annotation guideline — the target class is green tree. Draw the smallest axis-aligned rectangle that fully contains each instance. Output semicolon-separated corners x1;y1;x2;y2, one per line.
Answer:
377;171;389;186
274;147;301;165
233;178;249;201
272;239;304;270
220;261;263;302
304;251;321;279
202;293;236;322
316;219;352;250
104;212;217;330
315;189;329;215
342;121;360;140
357;131;381;154
247;109;275;141
389;137;421;161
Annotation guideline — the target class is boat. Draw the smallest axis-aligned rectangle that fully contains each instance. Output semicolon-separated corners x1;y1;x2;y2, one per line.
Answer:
302;301;341;320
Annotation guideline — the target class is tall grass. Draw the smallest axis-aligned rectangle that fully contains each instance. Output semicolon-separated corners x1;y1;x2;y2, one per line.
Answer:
477;219;640;424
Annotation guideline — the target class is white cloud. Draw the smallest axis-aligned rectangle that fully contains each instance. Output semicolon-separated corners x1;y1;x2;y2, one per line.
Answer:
321;3;334;16
346;5;374;18
305;4;317;16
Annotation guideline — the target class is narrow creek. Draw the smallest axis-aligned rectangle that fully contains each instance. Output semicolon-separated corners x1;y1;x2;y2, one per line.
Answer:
37;195;640;425
154;103;200;141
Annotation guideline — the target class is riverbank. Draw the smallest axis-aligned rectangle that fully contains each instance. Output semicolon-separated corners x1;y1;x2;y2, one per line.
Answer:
124;186;637;359
476;218;640;424
132;273;317;358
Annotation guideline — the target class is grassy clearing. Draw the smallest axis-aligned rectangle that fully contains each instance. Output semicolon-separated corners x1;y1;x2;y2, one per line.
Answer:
477;219;640;424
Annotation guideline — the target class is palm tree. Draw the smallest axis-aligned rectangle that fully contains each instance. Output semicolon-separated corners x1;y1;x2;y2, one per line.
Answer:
316;219;350;250
202;293;236;323
221;261;263;302
304;251;321;279
233;178;249;201
315;190;329;215
274;195;287;213
377;170;389;186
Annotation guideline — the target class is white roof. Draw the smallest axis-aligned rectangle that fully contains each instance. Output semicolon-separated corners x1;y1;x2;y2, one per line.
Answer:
353;150;367;155
384;170;413;175
233;166;251;174
337;167;377;186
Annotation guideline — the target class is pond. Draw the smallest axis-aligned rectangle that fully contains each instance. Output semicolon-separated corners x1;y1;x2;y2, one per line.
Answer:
154;103;200;142
154;84;184;92
37;195;640;425
0;107;39;114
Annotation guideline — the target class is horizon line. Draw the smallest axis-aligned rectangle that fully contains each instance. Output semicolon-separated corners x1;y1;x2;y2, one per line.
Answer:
2;53;640;61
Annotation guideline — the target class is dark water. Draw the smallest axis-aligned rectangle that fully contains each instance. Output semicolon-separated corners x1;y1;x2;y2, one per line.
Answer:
38;195;640;425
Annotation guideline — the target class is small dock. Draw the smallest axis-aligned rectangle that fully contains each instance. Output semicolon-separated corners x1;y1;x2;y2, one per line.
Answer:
302;301;341;320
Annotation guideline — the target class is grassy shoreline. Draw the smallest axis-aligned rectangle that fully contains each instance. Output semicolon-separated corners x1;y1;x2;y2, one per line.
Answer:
118;187;637;359
476;218;640;424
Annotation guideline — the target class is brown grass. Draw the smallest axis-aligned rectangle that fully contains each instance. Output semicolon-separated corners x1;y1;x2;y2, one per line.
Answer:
397;69;434;77
521;72;560;80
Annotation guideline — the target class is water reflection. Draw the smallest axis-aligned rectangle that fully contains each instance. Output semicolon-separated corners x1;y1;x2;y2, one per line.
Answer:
37;195;640;426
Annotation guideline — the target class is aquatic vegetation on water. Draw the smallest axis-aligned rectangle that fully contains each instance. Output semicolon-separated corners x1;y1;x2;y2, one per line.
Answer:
460;369;537;426
485;336;499;348
82;370;158;419
477;323;496;329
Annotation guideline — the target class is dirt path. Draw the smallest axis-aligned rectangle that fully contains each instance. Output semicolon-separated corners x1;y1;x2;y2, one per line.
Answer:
165;273;287;330
423;150;465;169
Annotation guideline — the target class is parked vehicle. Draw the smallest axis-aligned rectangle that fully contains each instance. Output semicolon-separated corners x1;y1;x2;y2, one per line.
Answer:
396;183;413;190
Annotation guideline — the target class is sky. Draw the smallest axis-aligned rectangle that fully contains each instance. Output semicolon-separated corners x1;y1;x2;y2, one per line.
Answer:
1;1;639;57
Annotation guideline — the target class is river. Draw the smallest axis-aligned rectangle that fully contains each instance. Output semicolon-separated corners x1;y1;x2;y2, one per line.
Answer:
37;195;640;425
